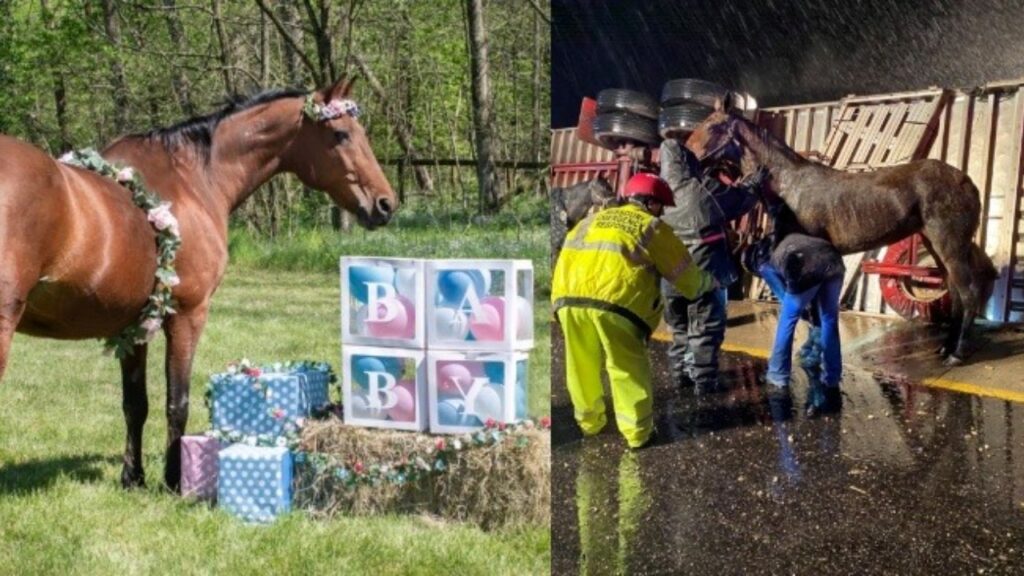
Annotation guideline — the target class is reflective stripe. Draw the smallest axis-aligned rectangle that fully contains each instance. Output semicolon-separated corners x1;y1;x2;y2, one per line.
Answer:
614;411;653;427
575;409;604;420
664;253;694;283
562;239;658;278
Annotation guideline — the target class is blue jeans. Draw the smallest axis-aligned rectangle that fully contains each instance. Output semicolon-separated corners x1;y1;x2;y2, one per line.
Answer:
765;268;843;387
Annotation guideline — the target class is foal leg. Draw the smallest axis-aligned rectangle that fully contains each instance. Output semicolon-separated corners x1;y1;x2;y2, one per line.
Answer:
119;344;148;488
162;305;210;491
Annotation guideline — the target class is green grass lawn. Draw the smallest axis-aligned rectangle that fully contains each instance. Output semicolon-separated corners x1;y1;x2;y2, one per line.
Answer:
0;225;551;575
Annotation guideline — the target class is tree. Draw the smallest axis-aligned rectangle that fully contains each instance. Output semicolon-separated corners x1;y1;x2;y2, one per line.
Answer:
464;0;502;213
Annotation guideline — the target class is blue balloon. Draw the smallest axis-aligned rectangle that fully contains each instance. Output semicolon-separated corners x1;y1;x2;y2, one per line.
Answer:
352;355;401;388
483;361;505;385
437;270;487;306
349;265;395;303
515;361;528;419
437;399;465;426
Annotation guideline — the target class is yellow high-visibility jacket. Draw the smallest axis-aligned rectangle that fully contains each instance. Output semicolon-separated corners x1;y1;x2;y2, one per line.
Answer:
552;203;715;338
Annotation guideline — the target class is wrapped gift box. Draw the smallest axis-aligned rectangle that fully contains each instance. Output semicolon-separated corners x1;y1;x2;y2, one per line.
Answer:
343;346;428;432
209;365;331;436
425;259;534;351
180;435;221;501
341;257;426;348
218;444;293;523
427;350;529;434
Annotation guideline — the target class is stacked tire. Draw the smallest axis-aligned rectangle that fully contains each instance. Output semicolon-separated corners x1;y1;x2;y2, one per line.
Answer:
591;89;660;148
657;78;730;139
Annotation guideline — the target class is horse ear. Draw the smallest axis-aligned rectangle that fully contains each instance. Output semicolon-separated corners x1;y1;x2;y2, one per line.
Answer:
321;76;356;101
713;97;724;112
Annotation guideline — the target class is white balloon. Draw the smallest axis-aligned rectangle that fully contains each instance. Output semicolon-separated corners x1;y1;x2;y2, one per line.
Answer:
395;268;418;299
515;296;533;339
434;306;470;340
349;393;372;419
469;384;504;422
353;304;370;336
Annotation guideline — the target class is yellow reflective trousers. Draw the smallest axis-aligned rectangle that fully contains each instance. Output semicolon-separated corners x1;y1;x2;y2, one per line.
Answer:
557;306;653;447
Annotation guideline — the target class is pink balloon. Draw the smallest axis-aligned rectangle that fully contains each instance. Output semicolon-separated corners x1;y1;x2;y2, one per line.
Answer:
437;361;477;397
366;295;415;339
387;379;417;422
469;296;505;341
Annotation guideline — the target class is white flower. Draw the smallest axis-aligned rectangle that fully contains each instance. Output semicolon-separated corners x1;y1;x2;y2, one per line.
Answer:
164;273;181;288
116;168;135;183
275;437;287;447
59;152;75;164
244;435;257;446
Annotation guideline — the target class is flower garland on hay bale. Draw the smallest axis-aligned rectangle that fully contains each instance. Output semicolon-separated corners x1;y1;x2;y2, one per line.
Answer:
293;417;551;530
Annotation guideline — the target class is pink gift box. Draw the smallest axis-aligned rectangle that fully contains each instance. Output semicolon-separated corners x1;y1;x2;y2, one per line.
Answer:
181;435;221;501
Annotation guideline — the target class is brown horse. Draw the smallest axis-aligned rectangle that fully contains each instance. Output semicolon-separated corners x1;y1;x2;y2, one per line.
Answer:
0;77;396;489
686;109;997;366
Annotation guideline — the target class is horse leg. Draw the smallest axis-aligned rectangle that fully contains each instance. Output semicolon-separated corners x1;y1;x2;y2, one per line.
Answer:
923;231;977;366
119;344;148;488
162;305;209;491
917;235;961;357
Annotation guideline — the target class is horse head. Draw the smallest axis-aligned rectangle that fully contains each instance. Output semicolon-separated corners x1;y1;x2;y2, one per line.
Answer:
686;109;743;167
290;77;397;229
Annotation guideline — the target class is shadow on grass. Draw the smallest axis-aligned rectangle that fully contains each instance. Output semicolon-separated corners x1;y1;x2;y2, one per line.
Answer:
0;454;117;494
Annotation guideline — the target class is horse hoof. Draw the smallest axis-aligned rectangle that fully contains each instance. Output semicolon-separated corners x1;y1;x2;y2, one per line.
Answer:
943;355;964;367
120;468;146;490
934;344;949;356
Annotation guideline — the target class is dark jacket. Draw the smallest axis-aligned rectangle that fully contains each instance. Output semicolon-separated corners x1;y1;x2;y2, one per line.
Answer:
770;233;846;294
659;140;759;290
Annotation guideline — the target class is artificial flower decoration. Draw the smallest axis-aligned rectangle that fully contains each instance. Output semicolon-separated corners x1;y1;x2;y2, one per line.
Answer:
59;148;181;358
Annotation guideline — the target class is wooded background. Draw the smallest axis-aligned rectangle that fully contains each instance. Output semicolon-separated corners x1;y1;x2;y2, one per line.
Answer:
0;0;551;233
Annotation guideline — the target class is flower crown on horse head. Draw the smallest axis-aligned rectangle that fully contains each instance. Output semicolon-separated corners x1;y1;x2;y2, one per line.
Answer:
303;94;361;122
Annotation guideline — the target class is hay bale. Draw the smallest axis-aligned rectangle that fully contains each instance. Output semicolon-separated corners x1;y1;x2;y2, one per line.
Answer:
293;419;550;530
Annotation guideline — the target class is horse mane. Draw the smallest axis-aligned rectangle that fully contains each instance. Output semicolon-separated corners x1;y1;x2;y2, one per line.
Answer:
132;88;308;158
730;112;808;165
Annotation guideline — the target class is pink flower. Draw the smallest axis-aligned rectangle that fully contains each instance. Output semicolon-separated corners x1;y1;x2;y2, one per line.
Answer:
141;317;162;342
271;408;286;420
116;168;135;183
484;418;497;429
539;416;551;429
243;367;262;377
354;461;364;474
295;417;306;428
435;438;446;451
147;203;179;236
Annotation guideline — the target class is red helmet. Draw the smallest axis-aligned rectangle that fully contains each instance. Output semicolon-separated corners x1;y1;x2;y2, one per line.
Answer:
621;173;675;207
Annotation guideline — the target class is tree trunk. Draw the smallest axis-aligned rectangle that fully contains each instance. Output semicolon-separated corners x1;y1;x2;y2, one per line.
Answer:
101;0;130;129
277;0;305;87
531;6;542;167
211;0;234;95
39;0;70;151
160;0;194;115
465;0;502;213
351;53;435;194
301;0;335;84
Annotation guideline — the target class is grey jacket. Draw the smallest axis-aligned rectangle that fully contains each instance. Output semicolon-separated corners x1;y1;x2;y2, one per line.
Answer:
659;140;759;290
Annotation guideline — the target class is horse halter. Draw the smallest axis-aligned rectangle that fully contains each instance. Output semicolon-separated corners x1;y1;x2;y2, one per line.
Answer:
698;121;741;165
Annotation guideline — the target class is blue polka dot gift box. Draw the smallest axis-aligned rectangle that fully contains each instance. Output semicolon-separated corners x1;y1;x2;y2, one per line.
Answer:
218;444;293;524
208;362;331;436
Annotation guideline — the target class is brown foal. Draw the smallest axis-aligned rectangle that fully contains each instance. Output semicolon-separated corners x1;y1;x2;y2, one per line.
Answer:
0;77;396;489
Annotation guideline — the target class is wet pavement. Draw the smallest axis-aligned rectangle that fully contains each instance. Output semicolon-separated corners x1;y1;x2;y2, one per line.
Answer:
552;304;1024;574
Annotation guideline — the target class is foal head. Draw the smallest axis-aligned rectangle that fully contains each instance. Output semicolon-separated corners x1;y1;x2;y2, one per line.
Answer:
290;78;397;229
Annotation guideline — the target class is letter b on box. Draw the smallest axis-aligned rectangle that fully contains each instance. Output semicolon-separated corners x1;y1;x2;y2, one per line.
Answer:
341;257;425;348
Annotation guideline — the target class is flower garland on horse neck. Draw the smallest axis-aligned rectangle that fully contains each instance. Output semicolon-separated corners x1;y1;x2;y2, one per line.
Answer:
59;148;181;359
